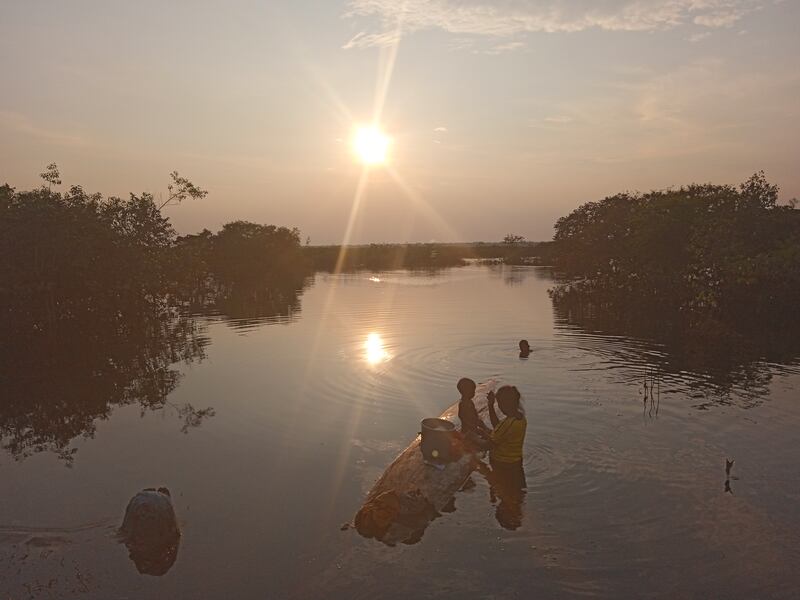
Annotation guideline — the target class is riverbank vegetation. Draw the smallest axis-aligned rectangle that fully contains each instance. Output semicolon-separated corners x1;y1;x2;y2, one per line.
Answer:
0;173;217;460
0;168;307;458
171;221;311;321
306;240;553;271
4;167;796;347
548;172;800;361
2;166;799;458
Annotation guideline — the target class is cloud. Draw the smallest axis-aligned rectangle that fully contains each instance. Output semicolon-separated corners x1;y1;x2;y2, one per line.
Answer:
688;31;712;42
433;126;448;132
0;111;89;147
344;0;765;48
693;11;748;27
484;40;527;54
514;57;800;169
615;58;800;160
343;30;402;49
543;115;574;123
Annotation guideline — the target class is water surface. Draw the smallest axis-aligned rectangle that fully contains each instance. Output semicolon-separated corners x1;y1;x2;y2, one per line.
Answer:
2;265;799;599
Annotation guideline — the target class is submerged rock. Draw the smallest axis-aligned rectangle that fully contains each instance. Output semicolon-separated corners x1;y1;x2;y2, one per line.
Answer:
120;487;180;576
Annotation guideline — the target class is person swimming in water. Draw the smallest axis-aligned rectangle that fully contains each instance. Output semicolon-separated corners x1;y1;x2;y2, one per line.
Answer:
519;339;530;358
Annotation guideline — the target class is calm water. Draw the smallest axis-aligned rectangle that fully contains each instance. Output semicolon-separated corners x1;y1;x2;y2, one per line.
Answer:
2;265;800;599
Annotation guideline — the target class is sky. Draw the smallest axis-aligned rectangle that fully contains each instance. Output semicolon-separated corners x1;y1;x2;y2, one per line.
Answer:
1;0;798;243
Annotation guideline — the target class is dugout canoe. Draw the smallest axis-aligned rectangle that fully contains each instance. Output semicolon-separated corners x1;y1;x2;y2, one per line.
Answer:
353;380;495;546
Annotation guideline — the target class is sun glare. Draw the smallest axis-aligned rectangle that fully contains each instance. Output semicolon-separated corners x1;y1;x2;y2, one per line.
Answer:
353;126;390;165
365;332;389;365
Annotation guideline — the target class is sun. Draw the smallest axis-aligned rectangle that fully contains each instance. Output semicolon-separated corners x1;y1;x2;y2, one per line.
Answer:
353;125;390;165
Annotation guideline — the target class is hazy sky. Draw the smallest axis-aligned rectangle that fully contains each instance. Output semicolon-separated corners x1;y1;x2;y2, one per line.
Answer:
2;1;798;243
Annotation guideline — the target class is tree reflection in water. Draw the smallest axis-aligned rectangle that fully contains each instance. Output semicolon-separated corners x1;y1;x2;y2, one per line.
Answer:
184;279;310;330
550;289;800;409
0;306;212;463
1;277;312;463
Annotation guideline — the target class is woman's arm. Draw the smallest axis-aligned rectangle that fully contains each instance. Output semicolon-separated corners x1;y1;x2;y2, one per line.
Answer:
487;391;499;428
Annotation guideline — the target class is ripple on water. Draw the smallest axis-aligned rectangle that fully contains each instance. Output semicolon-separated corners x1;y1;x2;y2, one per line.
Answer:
522;442;573;493
306;337;560;420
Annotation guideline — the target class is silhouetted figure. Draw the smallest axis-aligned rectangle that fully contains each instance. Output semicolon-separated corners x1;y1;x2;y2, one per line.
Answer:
519;339;531;359
486;385;527;529
457;377;491;448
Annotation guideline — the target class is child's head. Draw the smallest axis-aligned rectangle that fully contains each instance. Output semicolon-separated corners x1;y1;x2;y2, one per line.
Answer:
518;339;530;352
496;385;522;417
457;377;476;399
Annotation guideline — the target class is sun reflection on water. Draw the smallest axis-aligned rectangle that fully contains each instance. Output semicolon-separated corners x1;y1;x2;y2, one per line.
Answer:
365;332;389;365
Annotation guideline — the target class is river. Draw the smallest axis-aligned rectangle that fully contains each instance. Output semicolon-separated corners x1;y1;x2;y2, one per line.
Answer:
2;265;799;599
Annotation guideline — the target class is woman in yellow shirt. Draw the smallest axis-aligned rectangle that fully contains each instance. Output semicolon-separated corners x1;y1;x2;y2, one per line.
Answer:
487;385;527;493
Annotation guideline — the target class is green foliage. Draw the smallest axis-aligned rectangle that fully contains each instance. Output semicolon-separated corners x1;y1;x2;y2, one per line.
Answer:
210;221;305;285
305;243;468;272
304;241;555;272
503;233;526;245
550;173;800;332
0;183;175;361
171;221;311;324
39;162;61;187
159;170;208;210
0;167;288;461
0;177;214;461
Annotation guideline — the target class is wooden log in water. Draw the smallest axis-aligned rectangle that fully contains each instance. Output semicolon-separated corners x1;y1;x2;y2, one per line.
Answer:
353;380;495;545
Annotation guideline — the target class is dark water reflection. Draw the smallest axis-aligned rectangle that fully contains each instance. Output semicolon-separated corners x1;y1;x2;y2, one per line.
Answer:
1;277;312;464
0;309;212;464
183;279;311;332
2;266;799;599
549;273;800;411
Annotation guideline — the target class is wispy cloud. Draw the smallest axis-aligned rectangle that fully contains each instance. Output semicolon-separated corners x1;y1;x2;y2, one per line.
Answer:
342;30;402;49
0;111;89;147
517;56;799;169
693;9;751;27
609;58;799;160
433;126;448;132
543;115;574;124
484;40;527;54
344;0;766;49
688;31;713;42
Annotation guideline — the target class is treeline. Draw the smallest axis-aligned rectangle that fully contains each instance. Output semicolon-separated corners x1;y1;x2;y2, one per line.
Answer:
306;243;466;271
0;180;177;371
171;222;311;320
306;241;553;272
548;172;800;343
0;173;311;370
